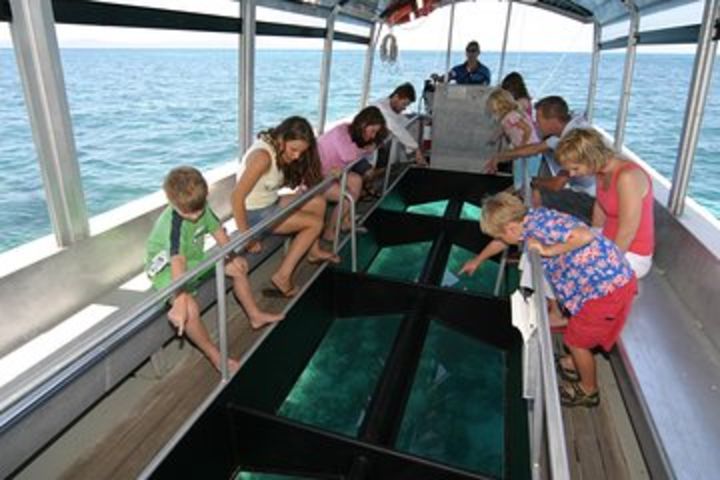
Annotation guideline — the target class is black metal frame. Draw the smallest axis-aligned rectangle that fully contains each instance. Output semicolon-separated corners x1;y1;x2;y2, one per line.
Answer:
147;169;529;480
0;0;370;44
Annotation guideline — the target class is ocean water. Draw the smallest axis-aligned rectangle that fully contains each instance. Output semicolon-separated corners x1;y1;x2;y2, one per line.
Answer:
1;48;719;253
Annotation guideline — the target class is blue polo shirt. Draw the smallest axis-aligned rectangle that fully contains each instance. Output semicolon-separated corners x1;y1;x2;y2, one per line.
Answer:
448;61;491;85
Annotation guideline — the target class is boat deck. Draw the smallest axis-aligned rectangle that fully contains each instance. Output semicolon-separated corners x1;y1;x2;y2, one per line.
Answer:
557;337;650;480
14;165;649;480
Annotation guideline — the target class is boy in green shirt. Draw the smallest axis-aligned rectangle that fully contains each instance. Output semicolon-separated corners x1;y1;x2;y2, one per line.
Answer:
146;166;283;373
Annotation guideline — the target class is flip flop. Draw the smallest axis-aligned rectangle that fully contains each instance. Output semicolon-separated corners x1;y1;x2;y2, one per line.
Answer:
560;381;600;408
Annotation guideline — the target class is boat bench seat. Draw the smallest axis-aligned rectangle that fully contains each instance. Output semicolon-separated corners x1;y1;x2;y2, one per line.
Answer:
615;269;720;479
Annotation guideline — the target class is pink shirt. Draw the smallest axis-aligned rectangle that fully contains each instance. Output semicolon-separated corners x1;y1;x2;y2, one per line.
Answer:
501;110;539;147
317;123;367;176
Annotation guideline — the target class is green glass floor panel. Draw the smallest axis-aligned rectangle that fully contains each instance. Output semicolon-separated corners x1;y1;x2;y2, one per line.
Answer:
338;230;379;273
367;241;432;283
278;314;403;437
406;200;449;217
442;245;519;296
396;321;506;477
378;190;406;212
236;473;314;480
460;202;482;222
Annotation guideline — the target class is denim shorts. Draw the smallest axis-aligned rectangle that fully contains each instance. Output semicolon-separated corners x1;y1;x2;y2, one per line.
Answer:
247;202;281;233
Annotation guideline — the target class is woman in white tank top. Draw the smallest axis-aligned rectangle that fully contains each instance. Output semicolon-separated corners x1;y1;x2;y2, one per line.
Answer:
232;116;339;298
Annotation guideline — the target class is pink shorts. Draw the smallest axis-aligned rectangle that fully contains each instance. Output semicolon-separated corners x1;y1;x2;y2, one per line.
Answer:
564;276;638;352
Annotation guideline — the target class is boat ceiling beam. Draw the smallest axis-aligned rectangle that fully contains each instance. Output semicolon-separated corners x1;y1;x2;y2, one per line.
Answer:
0;1;370;44
7;0;90;247
599;24;704;49
669;0;720;216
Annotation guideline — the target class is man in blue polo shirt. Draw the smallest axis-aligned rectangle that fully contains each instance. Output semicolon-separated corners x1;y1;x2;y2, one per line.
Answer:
448;40;491;86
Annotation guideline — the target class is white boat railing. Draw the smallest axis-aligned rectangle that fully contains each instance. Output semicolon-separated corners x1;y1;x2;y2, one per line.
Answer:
0;155;365;422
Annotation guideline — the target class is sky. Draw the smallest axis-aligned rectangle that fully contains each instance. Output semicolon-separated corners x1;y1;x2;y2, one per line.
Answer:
0;0;702;53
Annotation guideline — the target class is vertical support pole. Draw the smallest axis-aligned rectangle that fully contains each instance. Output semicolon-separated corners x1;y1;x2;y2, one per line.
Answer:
497;0;513;83
215;260;229;382
586;20;601;123
383;138;398;194
444;0;456;75
669;0;719;216
343;191;357;272
239;0;256;154
9;0;89;247
359;22;379;109
614;1;639;150
318;7;338;134
333;168;349;253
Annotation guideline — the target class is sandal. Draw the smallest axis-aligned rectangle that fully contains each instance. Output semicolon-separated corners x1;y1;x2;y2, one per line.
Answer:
555;355;580;382
559;381;600;408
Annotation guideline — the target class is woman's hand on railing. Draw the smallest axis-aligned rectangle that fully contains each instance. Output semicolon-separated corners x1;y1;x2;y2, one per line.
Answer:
458;257;483;276
246;239;263;254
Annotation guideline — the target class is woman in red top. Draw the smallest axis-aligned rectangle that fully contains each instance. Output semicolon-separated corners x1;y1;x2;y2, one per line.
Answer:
556;128;654;278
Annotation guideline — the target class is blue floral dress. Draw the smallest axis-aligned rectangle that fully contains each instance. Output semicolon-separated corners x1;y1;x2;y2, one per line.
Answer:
522;208;634;315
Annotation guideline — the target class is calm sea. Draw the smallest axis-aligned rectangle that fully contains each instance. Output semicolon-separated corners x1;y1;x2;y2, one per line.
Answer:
1;49;719;252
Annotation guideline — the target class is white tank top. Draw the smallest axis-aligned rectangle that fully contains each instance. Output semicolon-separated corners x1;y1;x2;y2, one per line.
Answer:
238;138;285;210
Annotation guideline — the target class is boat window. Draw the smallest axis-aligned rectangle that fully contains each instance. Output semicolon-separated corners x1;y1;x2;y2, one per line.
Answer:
0;23;54;253
54;24;238;217
689;66;720;219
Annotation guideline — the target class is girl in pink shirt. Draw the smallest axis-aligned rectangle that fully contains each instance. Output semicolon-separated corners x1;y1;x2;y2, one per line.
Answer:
318;106;387;240
484;88;541;192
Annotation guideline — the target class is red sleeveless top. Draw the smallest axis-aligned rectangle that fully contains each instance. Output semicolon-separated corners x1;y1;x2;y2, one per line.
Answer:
596;162;654;256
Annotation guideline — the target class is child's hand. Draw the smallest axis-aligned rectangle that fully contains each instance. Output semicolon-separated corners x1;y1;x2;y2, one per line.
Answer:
168;294;189;336
459;257;482;276
483;156;499;174
225;256;249;277
415;150;428;167
527;238;550;256
246;239;262;254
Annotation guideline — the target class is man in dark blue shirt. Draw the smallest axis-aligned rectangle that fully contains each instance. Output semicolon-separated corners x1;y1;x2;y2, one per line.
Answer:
448;40;491;85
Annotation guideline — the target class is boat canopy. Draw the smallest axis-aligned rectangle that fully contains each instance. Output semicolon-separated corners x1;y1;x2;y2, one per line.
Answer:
265;0;699;26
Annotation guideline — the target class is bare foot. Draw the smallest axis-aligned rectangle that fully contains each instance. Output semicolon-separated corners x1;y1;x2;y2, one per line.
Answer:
269;273;298;297
228;359;240;375
307;248;341;265
249;310;285;329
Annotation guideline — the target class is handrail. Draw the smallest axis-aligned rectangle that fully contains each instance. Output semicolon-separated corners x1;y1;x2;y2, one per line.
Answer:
518;159;569;479
528;251;570;479
0;172;338;425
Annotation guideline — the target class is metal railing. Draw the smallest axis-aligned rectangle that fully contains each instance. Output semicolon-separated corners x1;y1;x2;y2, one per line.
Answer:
519;171;570;479
0;168;356;426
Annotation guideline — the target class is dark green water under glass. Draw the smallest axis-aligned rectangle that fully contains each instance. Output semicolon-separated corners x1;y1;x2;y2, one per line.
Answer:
366;241;432;283
277;314;403;437
236;473;313;480
396;320;506;478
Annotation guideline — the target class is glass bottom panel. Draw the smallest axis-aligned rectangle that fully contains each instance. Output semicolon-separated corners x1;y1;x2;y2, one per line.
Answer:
396;321;506;477
442;245;518;295
378;191;406;212
236;473;314;480
277;314;403;437
460;202;481;222
367;241;432;283
406;200;449;217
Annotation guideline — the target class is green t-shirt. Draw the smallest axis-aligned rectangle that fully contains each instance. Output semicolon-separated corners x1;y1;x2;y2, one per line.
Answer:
145;205;221;288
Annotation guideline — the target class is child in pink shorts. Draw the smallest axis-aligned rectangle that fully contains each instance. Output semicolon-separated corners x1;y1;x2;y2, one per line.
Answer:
479;192;637;407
